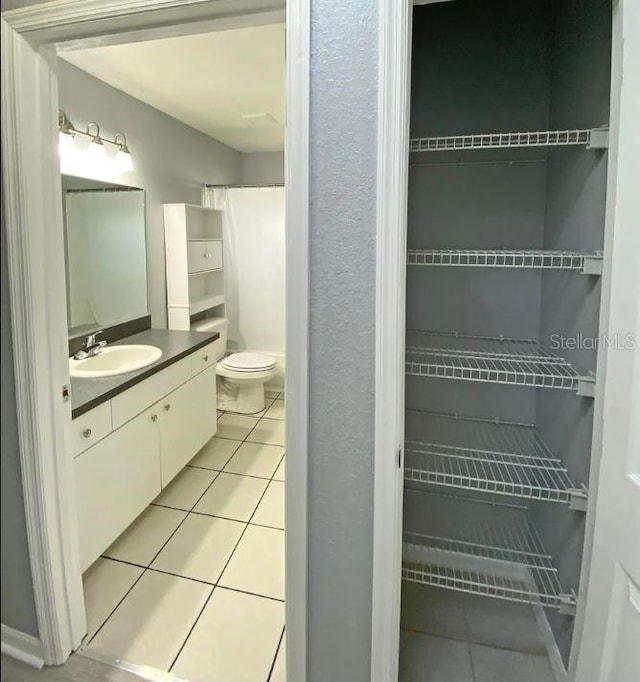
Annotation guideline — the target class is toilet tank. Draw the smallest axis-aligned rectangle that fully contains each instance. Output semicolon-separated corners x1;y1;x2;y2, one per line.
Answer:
191;317;228;361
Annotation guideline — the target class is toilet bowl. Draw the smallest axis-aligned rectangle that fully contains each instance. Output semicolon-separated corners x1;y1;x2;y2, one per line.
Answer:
216;352;277;414
191;318;276;415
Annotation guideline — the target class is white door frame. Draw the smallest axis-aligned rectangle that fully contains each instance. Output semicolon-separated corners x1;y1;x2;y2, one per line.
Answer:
370;1;412;681
1;3;307;680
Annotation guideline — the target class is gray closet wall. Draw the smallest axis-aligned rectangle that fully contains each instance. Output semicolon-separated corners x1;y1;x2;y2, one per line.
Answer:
405;0;610;669
533;0;611;663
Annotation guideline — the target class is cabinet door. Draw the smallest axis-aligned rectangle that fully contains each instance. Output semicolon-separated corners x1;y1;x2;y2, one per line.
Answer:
187;240;223;273
158;366;217;486
74;406;161;571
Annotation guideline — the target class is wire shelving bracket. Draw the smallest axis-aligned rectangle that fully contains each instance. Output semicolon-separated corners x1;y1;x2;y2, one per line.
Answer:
410;127;609;152
406;249;603;275
405;331;595;395
404;411;583;506
401;496;577;613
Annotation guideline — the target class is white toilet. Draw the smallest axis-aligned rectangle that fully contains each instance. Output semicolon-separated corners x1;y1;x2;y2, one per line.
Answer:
192;318;276;415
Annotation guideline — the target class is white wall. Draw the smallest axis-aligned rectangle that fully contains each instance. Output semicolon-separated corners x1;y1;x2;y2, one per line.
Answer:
58;60;243;328
241;151;284;185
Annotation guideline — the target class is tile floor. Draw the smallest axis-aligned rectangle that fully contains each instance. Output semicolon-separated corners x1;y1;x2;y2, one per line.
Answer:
399;583;556;682
81;390;286;682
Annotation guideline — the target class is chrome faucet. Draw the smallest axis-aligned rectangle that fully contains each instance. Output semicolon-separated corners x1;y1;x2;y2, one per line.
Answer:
73;331;107;360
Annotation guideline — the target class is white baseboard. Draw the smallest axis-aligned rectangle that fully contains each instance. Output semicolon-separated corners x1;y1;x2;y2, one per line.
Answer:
532;603;568;682
1;624;45;669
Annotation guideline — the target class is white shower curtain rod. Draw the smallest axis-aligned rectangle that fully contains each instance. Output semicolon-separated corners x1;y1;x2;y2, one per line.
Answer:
205;183;285;189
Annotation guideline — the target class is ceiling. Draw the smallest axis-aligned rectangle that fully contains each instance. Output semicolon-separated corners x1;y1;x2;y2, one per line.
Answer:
61;23;285;153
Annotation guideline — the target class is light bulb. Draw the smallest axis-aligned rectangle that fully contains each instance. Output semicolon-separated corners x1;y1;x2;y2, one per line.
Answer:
58;130;76;158
86;138;108;173
115;147;134;172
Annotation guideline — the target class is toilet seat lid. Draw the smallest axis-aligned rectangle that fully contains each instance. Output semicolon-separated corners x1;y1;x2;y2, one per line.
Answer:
221;352;276;372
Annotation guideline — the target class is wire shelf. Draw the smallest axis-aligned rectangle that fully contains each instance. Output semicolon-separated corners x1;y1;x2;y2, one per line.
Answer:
410;128;608;152
402;495;576;612
406;249;602;274
405;331;587;391
404;411;578;504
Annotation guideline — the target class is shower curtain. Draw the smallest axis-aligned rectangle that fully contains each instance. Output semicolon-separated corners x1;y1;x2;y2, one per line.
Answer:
204;186;285;356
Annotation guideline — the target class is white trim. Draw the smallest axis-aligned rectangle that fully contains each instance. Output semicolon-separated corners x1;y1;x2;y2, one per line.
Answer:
1;0;284;34
370;1;411;681
1;20;86;665
284;0;309;680
1;625;45;670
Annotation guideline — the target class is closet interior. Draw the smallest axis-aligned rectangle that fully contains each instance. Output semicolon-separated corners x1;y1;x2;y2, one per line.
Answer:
400;0;612;678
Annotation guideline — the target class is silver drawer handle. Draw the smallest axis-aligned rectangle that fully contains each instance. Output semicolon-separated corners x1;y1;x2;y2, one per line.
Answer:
82;428;92;438
164;404;171;411
203;355;209;362
151;414;158;422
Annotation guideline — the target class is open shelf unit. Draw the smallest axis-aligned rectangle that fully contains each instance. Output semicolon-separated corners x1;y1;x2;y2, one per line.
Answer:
405;331;593;392
410;127;609;153
404;410;584;506
401;495;576;613
164;203;226;330
407;249;603;274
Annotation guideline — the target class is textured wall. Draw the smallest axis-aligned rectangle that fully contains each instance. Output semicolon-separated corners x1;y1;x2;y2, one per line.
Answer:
1;200;39;637
58;60;242;329
306;1;377;680
241;152;284;185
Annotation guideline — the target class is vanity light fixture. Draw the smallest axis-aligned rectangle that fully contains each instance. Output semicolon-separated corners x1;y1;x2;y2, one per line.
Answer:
85;122;108;171
114;132;134;173
58;110;76;158
57;110;134;173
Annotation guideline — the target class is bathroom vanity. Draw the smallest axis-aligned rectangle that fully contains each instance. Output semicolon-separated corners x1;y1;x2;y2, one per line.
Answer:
70;329;221;571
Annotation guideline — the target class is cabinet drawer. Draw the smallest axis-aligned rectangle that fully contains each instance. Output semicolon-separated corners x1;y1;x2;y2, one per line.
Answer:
191;341;220;376
70;402;112;458
187;240;223;273
111;356;191;429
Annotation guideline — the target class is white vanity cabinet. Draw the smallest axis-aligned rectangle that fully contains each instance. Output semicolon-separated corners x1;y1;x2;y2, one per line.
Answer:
73;347;217;571
157;366;217;486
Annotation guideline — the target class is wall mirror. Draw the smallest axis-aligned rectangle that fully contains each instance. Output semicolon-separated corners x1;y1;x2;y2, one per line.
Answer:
62;175;147;338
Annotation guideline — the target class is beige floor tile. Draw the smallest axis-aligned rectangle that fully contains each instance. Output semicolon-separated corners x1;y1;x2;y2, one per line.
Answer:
273;457;285;482
86;571;211;671
193;473;268;522
223;441;284;479
269;632;286;682
152;514;245;584
216;414;260;441
264;389;281;398
104;506;186;567
252;481;285;529
153;467;217;511
172;587;284;682
83;558;144;641
188;437;242;471
246;419;285;447
263;399;285;421
219;525;285;600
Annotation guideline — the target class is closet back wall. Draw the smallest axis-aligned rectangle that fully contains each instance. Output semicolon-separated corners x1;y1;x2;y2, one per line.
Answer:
57;60;242;328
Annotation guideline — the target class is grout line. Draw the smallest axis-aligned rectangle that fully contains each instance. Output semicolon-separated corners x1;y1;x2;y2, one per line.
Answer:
186;464;283;481
266;625;286;682
167;412;285;671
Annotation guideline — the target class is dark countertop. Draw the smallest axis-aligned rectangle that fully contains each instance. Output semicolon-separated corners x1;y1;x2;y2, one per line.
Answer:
71;329;219;419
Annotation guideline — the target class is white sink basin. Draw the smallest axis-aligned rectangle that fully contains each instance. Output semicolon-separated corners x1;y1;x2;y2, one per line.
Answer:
69;345;163;378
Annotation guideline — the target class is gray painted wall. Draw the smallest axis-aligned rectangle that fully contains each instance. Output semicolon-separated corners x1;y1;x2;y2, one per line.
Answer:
533;0;612;665
1;199;39;637
58;60;242;329
306;2;377;680
241;151;284;185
